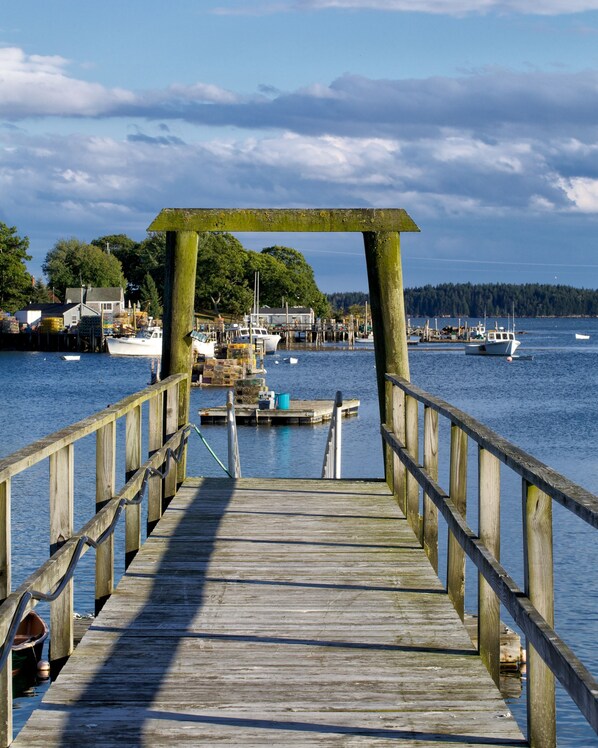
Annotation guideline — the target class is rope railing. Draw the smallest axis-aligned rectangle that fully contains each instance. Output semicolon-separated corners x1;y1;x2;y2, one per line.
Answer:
0;423;192;674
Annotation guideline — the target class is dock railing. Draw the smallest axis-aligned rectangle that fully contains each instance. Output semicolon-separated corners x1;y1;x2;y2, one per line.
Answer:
226;390;241;478
321;391;343;479
383;373;598;748
0;373;188;748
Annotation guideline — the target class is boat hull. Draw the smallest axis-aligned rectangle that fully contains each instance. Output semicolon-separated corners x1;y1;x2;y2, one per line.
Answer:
234;333;281;354
12;611;48;676
465;339;521;356
106;338;162;356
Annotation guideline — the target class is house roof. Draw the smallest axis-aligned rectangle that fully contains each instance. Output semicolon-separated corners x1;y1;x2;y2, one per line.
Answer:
20;302;99;317
65;287;124;303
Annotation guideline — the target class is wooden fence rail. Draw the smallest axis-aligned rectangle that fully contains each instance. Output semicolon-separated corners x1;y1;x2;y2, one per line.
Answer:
0;373;187;748
383;374;598;748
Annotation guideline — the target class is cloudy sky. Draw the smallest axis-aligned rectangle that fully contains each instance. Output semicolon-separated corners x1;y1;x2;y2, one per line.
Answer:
2;0;598;291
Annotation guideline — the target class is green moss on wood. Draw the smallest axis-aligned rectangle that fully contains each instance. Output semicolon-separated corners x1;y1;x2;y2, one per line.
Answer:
148;208;420;234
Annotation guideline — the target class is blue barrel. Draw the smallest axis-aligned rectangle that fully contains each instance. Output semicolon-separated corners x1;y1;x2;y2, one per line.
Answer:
276;392;290;410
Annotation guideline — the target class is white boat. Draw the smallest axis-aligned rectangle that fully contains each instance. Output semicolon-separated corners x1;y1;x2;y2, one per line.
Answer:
191;332;216;358
232;324;281;354
575;333;590;340
106;326;163;357
60;354;80;361
465;326;521;357
354;333;374;345
283;356;298;364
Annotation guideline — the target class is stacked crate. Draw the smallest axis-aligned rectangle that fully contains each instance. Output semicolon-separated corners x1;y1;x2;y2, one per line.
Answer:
226;342;254;367
234;377;267;405
202;358;245;386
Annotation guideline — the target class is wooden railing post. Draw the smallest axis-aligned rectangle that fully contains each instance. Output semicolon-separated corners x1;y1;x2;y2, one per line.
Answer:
392;384;406;514
49;444;74;673
447;424;467;620
523;480;556;748
95;421;115;615
164;382;179;510
148;390;164;535
0;479;11;748
125;404;142;569
405;394;419;535
478;446;501;686
423;406;439;573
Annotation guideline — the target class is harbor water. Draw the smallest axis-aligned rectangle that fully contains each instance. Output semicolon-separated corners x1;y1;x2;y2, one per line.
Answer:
2;316;598;745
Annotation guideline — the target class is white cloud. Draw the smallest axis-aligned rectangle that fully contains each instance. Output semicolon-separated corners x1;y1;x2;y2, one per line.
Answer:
212;0;598;15
557;176;598;211
0;47;135;118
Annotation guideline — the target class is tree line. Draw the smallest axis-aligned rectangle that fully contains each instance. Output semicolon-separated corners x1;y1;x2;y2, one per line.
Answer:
327;283;598;317
0;223;330;318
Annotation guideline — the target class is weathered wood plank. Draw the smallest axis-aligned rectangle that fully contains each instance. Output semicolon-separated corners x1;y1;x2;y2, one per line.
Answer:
14;478;523;747
149;207;421;233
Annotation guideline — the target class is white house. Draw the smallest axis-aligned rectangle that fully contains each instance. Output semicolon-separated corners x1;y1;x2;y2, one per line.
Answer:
15;303;99;329
256;306;315;326
65;287;125;316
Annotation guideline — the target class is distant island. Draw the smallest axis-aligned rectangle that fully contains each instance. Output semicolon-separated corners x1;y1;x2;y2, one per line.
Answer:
327;283;598;318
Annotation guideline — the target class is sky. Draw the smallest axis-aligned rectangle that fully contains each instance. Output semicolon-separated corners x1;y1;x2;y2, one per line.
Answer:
2;0;598;293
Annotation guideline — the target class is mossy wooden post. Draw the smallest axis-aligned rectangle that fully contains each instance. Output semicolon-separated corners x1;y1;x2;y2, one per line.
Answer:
447;425;467;620
49;444;74;673
125;405;142;569
478;446;500;686
95;421;115;615
363;231;410;488
523;480;556;748
423;406;439;573
161;230;198;483
0;479;11;748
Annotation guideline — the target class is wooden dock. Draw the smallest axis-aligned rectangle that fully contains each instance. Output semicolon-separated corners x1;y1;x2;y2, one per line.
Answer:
14;478;524;746
200;398;360;424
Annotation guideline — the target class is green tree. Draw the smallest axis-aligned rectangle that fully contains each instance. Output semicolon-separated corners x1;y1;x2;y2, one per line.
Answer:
261;246;329;316
0;222;33;312
139;273;162;320
30;278;53;304
195;233;253;316
43;237;126;299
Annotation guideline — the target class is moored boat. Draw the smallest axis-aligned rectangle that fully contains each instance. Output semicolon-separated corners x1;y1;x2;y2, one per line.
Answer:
575;333;590;340
106;326;163;357
12;611;49;676
465;327;521;356
232;324;281;354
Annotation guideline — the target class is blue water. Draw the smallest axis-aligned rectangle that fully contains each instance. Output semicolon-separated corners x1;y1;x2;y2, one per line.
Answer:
2;317;598;745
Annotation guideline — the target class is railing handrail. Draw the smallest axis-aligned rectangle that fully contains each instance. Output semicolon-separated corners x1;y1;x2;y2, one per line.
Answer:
226;391;241;478
322;391;343;479
384;373;598;741
0;373;188;484
0;424;190;664
386;373;598;529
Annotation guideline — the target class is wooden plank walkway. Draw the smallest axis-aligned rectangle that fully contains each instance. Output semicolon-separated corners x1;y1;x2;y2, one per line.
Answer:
15;478;525;746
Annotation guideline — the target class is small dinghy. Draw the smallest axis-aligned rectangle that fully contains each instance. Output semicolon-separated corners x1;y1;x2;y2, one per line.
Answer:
575;333;590;340
61;354;80;361
12;611;49;676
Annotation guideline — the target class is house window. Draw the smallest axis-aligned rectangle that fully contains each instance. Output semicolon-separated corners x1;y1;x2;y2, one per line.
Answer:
71;316;78;325
103;302;113;312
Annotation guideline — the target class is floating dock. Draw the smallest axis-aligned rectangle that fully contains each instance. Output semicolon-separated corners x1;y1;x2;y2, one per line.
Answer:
200;398;360;425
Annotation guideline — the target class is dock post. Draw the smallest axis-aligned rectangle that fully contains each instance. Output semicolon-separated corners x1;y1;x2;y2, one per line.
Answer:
147;390;164;535
95;421;116;614
0;479;11;748
478;447;501;686
523;480;556;747
447;424;467;620
363;231;410;489
49;444;74;673
423;406;439;573
125;405;142;569
161;230;199;483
